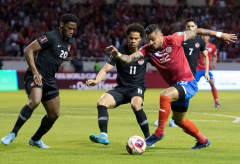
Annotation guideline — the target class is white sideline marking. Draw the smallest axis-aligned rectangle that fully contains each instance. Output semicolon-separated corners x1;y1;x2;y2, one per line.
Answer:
0;113;229;123
192;112;240;123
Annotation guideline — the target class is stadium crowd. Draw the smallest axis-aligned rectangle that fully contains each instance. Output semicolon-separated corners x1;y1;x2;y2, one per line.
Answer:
0;0;239;61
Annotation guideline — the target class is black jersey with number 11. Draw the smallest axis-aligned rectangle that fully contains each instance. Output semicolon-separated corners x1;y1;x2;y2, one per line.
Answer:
107;45;150;89
182;36;206;77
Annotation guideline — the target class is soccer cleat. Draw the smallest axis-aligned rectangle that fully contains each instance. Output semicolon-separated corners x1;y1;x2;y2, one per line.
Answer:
147;144;155;147
169;119;178;127
215;103;221;108
1;132;16;146
145;133;164;146
190;139;210;150
89;134;110;145
29;138;50;148
154;120;158;127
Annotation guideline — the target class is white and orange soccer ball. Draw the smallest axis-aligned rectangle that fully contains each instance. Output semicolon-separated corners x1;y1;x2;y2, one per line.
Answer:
126;136;146;155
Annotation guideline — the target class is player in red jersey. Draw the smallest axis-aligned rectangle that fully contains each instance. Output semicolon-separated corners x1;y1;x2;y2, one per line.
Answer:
106;24;237;149
195;35;221;108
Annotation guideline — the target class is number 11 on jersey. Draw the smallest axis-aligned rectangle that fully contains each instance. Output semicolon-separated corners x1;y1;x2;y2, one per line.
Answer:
130;66;136;75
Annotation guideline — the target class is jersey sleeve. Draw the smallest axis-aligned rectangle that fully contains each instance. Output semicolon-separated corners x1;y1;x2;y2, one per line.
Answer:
200;39;206;51
37;32;55;49
170;32;186;46
138;44;151;57
107;55;117;66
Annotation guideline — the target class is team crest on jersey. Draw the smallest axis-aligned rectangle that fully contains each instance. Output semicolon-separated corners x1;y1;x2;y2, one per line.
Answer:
195;43;200;48
39;35;48;44
138;59;144;65
207;47;212;52
68;45;71;51
166;47;172;53
30;82;35;86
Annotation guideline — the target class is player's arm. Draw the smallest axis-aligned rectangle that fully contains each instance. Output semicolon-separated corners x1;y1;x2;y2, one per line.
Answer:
105;45;143;64
24;40;42;86
185;29;237;44
212;51;218;69
86;63;114;87
201;50;210;81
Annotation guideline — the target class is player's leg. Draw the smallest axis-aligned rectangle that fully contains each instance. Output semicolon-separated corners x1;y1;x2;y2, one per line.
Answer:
208;72;221;108
89;92;117;145
131;96;150;139
1;86;42;146
29;94;60;148
171;81;210;149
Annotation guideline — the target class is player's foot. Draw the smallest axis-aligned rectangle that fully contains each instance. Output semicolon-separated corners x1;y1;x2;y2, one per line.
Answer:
190;139;210;150
89;134;110;145
215;103;221;108
1;132;16;146
29;138;50;148
145;133;164;146
154;120;158;127
169;119;178;127
147;144;155;147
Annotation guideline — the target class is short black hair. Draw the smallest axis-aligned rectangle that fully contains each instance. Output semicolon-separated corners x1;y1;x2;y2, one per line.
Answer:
125;23;145;38
145;24;161;35
60;13;79;24
186;17;197;25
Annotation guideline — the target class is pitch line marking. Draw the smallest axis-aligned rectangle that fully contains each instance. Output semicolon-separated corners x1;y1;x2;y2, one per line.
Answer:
0;113;229;123
192;112;240;123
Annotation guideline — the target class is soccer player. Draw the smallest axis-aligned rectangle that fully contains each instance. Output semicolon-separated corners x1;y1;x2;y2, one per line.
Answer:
155;17;210;127
1;14;78;148
196;35;221;108
106;24;236;149
86;23;152;146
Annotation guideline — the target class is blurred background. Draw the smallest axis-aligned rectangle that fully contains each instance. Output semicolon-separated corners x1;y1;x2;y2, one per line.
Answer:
0;0;240;90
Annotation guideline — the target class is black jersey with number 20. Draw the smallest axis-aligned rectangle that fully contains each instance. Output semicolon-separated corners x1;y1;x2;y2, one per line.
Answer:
182;36;206;77
107;45;150;89
27;29;74;81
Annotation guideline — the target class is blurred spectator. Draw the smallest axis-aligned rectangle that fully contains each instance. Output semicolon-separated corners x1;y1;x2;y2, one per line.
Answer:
94;60;101;72
0;56;3;69
71;54;83;73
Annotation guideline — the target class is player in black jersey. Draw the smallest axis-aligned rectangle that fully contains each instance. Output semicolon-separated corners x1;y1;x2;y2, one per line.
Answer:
1;14;78;148
154;18;210;127
86;23;152;146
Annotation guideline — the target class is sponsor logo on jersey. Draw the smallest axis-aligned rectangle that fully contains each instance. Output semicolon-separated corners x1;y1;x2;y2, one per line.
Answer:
195;43;200;48
138;59;144;65
166;47;172;53
39;35;48;44
177;32;183;36
68;45;71;51
30;82;35;86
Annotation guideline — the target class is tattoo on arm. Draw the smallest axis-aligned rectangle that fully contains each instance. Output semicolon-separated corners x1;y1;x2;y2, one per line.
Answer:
119;52;143;64
185;30;197;41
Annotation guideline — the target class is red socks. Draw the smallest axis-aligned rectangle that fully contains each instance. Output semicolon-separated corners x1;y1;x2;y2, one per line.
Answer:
175;119;207;144
155;95;171;137
212;87;219;104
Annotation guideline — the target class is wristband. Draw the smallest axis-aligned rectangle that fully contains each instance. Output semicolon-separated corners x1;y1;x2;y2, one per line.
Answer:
216;32;222;38
117;52;121;58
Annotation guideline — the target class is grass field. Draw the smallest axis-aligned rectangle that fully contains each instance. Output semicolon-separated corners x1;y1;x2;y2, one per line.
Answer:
0;89;240;164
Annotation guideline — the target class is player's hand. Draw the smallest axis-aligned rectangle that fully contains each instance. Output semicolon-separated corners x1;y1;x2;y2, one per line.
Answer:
221;33;238;44
204;72;210;82
33;73;42;86
86;79;98;87
105;45;118;57
212;64;216;69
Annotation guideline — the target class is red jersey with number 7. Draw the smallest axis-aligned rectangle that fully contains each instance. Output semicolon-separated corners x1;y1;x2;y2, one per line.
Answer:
138;32;194;86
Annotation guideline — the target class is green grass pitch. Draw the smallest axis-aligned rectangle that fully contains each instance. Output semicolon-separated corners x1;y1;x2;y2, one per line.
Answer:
0;89;240;164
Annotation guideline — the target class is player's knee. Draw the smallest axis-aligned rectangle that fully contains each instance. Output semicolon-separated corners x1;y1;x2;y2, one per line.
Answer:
28;98;41;109
48;112;60;120
131;103;141;111
97;99;107;106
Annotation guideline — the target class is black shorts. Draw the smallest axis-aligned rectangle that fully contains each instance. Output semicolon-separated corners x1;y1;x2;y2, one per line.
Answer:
24;72;59;102
107;85;146;108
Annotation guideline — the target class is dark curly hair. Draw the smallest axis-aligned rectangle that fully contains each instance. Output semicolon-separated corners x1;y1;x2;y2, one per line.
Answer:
125;23;145;38
186;17;197;25
60;13;79;24
145;24;161;35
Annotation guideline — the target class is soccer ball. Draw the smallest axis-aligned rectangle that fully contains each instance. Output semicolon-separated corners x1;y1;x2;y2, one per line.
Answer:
126;136;146;155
